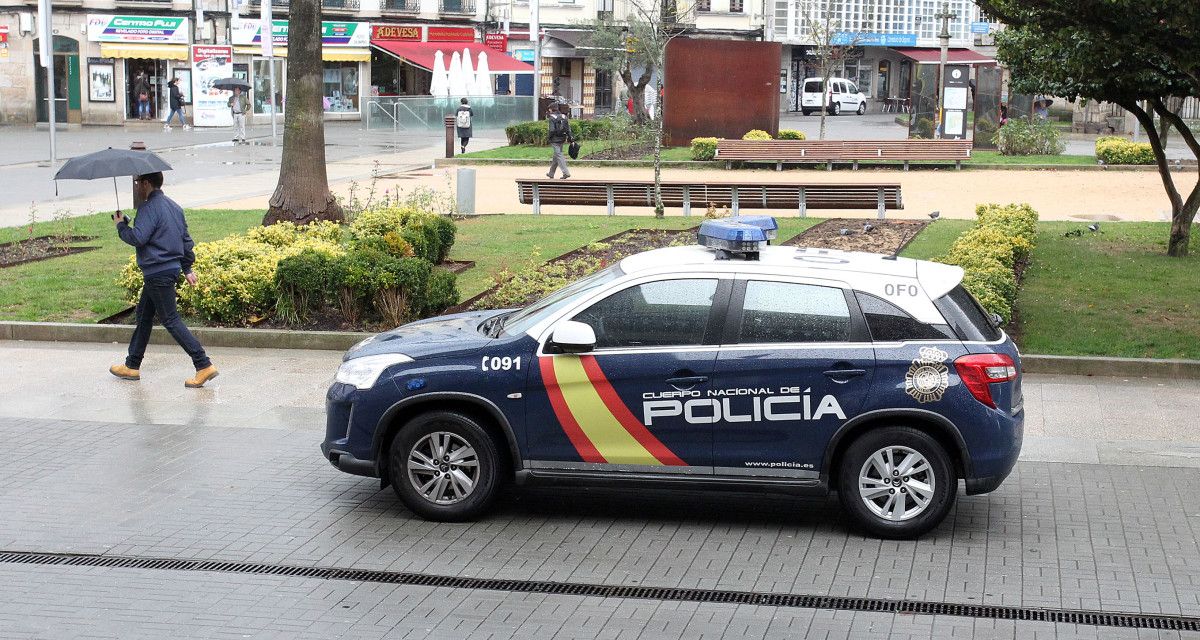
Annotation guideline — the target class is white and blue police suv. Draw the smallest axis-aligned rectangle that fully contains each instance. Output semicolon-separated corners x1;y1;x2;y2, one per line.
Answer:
323;216;1023;539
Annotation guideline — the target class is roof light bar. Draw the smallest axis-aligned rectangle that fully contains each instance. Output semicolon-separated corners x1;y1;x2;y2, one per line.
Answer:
697;216;778;260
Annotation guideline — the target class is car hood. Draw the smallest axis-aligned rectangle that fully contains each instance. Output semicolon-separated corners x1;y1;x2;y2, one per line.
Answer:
344;309;509;361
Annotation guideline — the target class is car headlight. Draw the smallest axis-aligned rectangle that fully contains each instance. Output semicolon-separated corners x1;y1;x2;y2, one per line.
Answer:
336;353;414;389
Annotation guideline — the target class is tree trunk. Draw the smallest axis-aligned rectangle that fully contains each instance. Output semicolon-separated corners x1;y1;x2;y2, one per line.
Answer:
263;0;343;226
1168;202;1196;257
622;67;652;124
1125;99;1199;257
652;61;664;218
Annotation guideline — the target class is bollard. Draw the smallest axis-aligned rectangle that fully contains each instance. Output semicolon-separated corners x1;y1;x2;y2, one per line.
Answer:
444;115;456;159
456;167;476;215
130;141;147;209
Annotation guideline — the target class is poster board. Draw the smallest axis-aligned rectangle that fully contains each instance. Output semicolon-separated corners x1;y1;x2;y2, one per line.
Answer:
190;45;234;127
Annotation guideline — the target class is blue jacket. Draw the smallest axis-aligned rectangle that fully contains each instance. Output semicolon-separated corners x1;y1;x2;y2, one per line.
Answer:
117;189;196;276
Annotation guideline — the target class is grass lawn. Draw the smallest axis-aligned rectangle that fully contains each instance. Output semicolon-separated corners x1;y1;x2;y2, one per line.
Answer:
451;214;820;298
1017;222;1200;359
966;150;1096;166
898;219;972;260
0;210;262;322
459;140;617;160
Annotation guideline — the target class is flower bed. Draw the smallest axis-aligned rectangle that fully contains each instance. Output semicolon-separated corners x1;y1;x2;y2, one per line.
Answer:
782;219;928;255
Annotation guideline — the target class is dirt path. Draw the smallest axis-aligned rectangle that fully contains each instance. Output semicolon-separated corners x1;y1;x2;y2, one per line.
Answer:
199;163;1197;222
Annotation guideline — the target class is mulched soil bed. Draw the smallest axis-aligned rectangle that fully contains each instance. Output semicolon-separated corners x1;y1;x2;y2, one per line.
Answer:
0;236;99;268
782;219;928;255
439;259;475;274
452;227;698;312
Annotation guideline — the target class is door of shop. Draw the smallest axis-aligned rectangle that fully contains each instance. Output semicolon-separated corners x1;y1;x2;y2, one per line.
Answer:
125;59;169;120
35;36;81;124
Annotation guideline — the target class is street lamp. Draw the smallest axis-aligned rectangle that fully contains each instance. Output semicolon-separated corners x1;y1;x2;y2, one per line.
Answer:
933;2;956;139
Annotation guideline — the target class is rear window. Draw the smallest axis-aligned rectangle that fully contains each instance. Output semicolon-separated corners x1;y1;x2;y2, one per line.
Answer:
804;80;822;93
855;293;954;342
933;285;1002;342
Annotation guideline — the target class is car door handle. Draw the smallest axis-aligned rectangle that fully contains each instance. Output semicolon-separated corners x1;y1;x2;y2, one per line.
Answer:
823;368;867;379
666;376;709;388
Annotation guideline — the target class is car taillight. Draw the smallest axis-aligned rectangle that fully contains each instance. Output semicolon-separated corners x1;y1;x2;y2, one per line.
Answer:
954;354;1018;409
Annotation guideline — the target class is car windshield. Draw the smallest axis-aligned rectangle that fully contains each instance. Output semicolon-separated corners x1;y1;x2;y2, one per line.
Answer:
499;264;624;337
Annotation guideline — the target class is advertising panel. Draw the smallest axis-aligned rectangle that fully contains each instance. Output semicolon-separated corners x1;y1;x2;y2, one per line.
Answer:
191;44;234;128
427;26;475;42
232;19;370;47
87;15;190;43
373;25;422;41
831;32;917;47
484;33;508;52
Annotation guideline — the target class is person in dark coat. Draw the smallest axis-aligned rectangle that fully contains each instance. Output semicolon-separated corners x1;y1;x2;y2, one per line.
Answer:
133;71;151;120
546;104;573;179
455;98;474;154
109;172;218;388
164;78;189;130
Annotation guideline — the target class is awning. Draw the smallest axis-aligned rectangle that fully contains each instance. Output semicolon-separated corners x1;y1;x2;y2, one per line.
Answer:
371;40;536;73
891;47;995;65
99;43;189;61
232;47;371;62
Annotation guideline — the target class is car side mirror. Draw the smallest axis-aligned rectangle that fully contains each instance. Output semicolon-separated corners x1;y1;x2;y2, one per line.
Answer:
989;312;1004;328
549;320;596;354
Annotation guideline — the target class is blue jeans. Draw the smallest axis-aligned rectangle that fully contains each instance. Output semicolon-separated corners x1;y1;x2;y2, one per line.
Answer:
137;99;150;118
126;270;211;371
166;107;186;125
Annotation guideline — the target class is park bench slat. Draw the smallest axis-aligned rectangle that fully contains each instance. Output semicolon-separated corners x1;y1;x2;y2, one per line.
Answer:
715;139;972;169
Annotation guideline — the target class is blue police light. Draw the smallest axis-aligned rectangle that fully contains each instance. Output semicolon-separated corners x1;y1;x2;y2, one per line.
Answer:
698;217;776;259
726;214;778;240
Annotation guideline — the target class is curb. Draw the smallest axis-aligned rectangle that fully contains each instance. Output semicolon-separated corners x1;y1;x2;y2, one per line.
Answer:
3;321;1199;379
443;158;1180;172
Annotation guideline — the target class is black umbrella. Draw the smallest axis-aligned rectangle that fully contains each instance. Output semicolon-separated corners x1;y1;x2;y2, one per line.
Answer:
54;147;173;211
210;77;250;91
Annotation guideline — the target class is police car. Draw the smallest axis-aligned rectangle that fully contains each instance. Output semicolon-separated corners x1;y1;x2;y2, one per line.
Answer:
322;216;1022;539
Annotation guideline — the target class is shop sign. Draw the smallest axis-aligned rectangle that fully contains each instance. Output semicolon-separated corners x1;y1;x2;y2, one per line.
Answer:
86;15;190;44
373;25;421;41
0;25;7;58
232;19;370;47
190;44;234;128
831;32;917;47
970;21;990;34
87;57;115;64
484;33;508;52
427;26;474;42
511;49;534;63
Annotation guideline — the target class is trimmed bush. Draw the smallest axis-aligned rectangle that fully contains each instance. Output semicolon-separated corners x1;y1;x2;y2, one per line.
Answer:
994;119;1064;156
275;248;338;325
778;129;806;140
504;118;615;145
742;129;772;141
690;137;718;161
937;203;1039;322
423;269;460;317
1095;136;1155;165
348;206;455;264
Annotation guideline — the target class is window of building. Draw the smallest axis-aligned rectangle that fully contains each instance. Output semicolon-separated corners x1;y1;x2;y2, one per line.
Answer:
323;61;359;113
729;0;743;12
737;281;850;344
573;279;718;349
697;0;710;11
594;69;613;113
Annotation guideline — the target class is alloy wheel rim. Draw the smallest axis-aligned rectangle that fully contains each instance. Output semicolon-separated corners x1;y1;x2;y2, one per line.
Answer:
407;431;480;505
858;446;935;522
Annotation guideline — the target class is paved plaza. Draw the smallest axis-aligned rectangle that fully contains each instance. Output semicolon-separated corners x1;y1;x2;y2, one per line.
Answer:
1;339;1199;638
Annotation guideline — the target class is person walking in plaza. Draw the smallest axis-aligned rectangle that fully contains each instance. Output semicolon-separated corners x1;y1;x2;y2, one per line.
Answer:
133;71;151;121
455;98;474;154
546;104;573;180
228;86;249;144
164;78;189;130
109;172;218;388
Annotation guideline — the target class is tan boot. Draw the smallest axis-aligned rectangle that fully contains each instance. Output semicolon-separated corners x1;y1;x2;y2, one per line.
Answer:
185;365;219;388
109;364;140;381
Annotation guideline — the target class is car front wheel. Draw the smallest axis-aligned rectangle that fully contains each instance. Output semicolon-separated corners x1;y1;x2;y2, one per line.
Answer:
837;426;957;539
389;411;501;521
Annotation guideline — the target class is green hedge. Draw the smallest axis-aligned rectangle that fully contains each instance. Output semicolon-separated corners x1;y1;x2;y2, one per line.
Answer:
690;137;718;161
937;203;1039;322
1095;136;1155;164
504;118;615;145
742;129;772;140
778;129;806;140
994;119;1064;156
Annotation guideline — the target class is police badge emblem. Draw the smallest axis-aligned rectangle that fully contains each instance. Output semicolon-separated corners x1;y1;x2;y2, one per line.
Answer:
905;346;950;403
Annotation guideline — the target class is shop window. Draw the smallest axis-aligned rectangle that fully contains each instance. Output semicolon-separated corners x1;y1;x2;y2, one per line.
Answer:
253;59;285;115
323;62;359;112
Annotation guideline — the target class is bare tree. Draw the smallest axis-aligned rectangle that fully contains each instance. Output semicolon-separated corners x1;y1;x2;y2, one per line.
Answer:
800;0;866;140
583;0;694;217
263;0;343;225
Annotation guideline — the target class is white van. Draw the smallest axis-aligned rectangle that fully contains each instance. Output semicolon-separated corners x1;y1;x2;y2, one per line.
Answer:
800;77;868;116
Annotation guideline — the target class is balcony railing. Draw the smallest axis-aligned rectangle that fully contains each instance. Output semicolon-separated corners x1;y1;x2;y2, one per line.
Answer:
322;0;361;9
438;0;475;15
381;0;420;12
247;0;291;8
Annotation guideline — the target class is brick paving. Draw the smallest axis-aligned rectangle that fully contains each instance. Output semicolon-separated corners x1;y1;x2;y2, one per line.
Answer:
2;415;1200;638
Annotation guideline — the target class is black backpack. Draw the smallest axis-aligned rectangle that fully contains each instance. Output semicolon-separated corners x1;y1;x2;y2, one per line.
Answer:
550;116;569;137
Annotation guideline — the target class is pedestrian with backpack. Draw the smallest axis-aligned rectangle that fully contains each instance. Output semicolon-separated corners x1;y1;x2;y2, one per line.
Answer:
455;98;474;154
546;104;573;179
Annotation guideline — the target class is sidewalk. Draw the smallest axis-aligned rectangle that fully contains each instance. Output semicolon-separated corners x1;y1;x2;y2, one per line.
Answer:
2;338;1199;468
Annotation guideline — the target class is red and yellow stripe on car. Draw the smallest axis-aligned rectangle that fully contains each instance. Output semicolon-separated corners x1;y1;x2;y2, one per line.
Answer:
540;355;686;466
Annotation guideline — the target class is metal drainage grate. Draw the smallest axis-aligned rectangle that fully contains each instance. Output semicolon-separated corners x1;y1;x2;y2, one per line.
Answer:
2;550;1198;631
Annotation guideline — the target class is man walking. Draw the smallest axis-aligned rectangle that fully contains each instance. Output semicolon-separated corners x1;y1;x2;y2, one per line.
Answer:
164;78;189;130
228;87;249;144
455;98;474;154
546;104;573;179
133;71;151;120
109;172;218;388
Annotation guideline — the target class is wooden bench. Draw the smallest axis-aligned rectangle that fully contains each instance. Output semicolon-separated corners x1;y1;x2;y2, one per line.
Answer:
515;179;903;218
715;139;973;171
